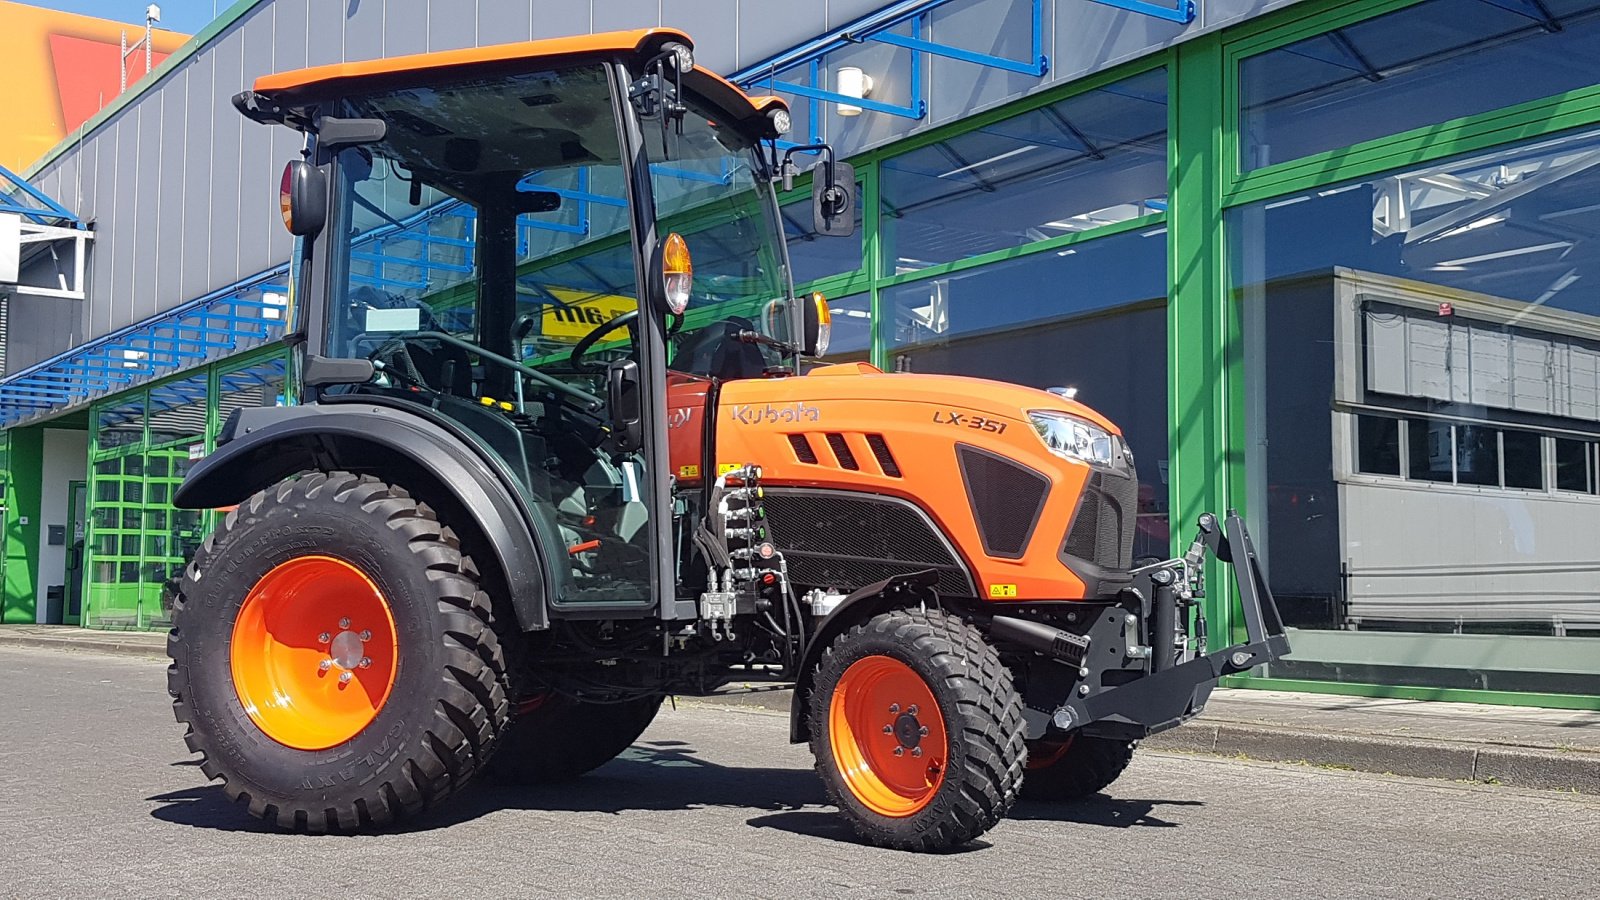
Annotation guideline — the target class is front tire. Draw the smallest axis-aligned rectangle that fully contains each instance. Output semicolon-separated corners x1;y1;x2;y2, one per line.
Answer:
808;608;1026;851
488;694;662;783
167;471;513;832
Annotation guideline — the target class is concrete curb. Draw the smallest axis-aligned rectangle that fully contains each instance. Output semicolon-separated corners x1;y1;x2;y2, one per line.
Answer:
0;631;169;660
689;690;1600;796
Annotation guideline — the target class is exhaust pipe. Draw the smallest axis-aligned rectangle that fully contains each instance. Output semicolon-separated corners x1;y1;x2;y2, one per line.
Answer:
990;616;1089;666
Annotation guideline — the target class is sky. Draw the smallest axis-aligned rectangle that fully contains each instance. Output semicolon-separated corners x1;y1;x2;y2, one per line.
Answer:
15;0;223;34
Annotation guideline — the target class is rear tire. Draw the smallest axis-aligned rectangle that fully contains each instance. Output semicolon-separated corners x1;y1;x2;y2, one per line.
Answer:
167;471;514;832
808;608;1026;851
1022;735;1136;801
488;694;662;783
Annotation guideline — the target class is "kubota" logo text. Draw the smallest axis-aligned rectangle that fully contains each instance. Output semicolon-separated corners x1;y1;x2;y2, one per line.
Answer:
728;403;821;425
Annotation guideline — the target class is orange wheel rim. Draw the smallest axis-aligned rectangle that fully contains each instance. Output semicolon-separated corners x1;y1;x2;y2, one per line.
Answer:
229;556;399;750
828;655;948;817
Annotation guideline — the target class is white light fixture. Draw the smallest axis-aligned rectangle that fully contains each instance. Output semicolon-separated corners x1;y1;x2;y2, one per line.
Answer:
835;66;874;117
122;349;149;368
146;4;161;24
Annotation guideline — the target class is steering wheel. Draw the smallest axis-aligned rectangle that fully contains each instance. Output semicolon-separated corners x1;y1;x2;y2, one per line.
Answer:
569;309;640;372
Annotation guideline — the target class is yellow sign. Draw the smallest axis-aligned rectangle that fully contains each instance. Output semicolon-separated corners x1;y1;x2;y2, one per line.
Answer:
988;584;1018;599
677;464;701;479
541;288;638;342
717;462;744;476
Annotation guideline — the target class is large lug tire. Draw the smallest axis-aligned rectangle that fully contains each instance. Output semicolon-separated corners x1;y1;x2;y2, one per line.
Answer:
1022;735;1136;801
808;608;1027;851
488;694;663;784
167;471;514;832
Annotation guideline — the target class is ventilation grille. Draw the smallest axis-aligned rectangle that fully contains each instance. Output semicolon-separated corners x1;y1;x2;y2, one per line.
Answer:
788;433;818;464
824;433;859;470
764;489;974;597
1062;470;1138;572
956;444;1049;559
866;434;901;477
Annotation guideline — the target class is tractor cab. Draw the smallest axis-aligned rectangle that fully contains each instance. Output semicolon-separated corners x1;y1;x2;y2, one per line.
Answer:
234;30;842;611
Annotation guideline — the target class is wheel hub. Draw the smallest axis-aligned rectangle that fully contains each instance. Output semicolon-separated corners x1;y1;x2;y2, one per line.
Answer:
229;556;399;750
893;712;923;749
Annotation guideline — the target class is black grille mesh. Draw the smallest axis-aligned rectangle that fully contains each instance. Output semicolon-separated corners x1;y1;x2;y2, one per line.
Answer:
788;433;818;464
957;445;1049;559
1063;470;1138;571
764;490;974;597
866;434;901;477
824;433;859;470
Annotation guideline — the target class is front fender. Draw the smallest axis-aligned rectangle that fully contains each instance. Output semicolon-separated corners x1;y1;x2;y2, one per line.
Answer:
175;404;552;631
788;569;942;743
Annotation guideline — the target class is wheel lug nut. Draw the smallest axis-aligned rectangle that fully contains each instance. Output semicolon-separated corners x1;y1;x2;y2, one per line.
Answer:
883;725;892;734
339;617;351;629
893;747;904;756
912;747;923;758
339;671;353;684
317;632;330;644
889;703;900;714
318;660;332;671
919;726;929;736
359;630;372;642
907;705;918;716
359;657;372;669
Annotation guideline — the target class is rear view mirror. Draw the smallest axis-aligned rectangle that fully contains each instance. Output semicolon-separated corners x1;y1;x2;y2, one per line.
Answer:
812;160;855;237
279;159;327;237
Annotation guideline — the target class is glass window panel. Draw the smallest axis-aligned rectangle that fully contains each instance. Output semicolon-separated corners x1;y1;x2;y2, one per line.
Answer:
94;481;119;503
122;455;143;477
819;292;870;361
1502;430;1543;489
216;357;289;425
1407;420;1454;482
147;373;209;448
881;69;1167;274
1356;415;1401;475
782;186;864;286
1234;125;1600;696
122;481;143;503
1454;425;1499;486
1554;438;1594;492
120;534;140;556
96;397;145;449
1241;1;1600;170
121;509;141;529
888;228;1169;558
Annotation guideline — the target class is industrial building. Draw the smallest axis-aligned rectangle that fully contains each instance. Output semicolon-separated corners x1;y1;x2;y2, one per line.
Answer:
1;0;1596;710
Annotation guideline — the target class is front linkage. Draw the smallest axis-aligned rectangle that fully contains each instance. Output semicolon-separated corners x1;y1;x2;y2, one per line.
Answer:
997;511;1291;742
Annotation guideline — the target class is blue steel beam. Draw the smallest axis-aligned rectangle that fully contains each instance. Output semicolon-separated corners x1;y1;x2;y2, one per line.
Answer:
1086;0;1196;25
0;162;81;227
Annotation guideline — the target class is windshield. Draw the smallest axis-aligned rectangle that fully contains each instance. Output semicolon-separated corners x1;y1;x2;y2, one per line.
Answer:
640;94;795;372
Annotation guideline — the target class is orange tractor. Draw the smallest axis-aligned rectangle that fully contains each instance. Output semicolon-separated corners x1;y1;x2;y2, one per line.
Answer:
167;29;1288;850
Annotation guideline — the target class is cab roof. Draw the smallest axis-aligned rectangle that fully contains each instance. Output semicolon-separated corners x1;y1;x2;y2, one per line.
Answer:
251;28;785;129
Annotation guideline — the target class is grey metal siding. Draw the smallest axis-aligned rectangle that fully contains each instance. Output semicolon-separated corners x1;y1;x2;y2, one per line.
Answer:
6;0;1309;375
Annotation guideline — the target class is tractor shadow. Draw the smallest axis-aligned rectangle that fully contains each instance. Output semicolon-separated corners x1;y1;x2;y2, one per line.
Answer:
148;742;1200;842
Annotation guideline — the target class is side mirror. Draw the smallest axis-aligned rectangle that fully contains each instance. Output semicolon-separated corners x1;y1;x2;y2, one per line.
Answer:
812;160;856;237
801;292;832;358
607;359;644;453
279;159;327;237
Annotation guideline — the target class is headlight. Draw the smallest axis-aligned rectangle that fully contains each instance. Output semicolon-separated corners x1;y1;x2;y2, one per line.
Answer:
1028;410;1119;469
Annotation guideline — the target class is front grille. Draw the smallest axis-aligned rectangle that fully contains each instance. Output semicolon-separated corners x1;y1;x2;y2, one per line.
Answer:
1062;469;1138;572
764;489;975;597
956;444;1049;559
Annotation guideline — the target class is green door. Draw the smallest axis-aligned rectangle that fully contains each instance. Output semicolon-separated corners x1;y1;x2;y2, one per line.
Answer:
64;480;86;626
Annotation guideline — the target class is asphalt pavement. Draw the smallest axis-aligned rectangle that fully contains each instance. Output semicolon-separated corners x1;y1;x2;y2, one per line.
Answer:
1;645;1597;899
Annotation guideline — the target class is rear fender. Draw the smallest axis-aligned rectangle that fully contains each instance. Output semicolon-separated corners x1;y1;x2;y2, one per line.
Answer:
174;404;552;631
788;569;943;743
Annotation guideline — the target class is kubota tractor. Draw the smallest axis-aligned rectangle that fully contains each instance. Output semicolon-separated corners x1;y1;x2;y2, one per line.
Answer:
167;29;1288;851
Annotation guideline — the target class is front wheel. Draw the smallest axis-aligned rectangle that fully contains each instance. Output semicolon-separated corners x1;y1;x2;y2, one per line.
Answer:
808;608;1026;851
167;472;514;832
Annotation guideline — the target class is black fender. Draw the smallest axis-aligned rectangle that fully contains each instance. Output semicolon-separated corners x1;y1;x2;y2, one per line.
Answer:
174;403;551;631
788;569;942;744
